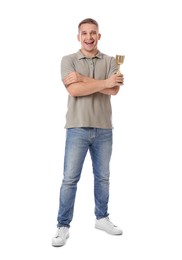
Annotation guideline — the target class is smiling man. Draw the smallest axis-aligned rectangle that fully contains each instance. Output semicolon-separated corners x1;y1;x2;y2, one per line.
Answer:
52;18;124;247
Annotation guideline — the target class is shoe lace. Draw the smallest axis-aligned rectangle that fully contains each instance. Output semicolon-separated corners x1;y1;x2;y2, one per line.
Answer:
56;227;67;238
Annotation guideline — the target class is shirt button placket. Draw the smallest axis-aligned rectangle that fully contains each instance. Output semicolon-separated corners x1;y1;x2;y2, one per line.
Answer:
90;60;94;77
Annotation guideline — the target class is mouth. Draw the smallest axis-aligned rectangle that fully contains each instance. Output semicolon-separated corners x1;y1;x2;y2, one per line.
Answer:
85;41;94;46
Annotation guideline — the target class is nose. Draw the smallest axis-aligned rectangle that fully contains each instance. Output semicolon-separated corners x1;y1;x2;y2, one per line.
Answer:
87;33;93;39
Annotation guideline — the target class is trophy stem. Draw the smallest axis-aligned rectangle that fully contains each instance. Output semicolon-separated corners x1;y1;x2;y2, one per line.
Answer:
117;65;122;75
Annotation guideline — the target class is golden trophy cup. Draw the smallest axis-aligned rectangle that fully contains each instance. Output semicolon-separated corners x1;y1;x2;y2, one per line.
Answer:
116;55;125;75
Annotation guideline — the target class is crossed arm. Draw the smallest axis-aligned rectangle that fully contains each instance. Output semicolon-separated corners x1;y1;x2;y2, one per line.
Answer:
63;72;124;97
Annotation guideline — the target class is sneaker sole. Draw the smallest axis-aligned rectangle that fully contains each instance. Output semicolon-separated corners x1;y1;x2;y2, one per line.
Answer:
95;225;123;235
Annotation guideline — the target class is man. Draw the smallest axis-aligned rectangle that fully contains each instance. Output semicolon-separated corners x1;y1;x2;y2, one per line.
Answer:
52;18;124;247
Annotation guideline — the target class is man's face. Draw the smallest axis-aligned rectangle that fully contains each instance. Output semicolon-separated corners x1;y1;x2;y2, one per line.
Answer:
77;23;101;54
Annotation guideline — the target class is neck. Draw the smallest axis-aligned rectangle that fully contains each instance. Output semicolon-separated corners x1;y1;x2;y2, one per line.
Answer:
80;48;98;58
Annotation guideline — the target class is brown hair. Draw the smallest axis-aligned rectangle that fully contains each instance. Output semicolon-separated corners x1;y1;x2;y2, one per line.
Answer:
78;18;99;31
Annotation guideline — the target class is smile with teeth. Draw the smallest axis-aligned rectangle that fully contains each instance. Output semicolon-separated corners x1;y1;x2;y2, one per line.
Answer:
85;41;94;46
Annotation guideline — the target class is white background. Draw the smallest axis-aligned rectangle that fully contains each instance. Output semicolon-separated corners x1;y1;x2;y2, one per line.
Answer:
0;0;182;259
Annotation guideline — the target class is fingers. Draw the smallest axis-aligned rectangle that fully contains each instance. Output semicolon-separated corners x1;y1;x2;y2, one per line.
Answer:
63;72;77;86
116;75;124;85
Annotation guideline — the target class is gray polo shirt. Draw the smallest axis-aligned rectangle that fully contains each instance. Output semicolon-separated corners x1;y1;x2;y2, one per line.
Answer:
61;50;118;129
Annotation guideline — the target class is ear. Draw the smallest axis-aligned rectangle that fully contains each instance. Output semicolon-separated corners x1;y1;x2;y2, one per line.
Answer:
77;34;80;42
98;33;101;40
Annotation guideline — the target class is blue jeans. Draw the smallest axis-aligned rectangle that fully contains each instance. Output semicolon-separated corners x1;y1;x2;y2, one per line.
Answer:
57;127;113;227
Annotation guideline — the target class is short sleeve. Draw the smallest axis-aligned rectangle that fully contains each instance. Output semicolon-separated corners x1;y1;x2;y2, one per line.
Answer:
61;55;76;81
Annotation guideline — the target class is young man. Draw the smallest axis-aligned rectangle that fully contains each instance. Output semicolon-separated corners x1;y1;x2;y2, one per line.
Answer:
52;18;124;247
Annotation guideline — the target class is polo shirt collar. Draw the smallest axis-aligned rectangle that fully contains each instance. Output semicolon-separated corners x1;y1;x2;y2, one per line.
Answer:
77;50;102;59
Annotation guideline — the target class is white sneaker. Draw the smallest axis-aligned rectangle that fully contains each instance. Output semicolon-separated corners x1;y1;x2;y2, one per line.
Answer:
95;217;123;235
52;227;69;247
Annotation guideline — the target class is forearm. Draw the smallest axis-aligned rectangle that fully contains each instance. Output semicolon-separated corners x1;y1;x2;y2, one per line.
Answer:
63;72;123;97
99;86;120;96
67;79;107;97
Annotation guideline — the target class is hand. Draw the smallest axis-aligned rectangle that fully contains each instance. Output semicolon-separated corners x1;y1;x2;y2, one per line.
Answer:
105;73;124;88
63;72;82;86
